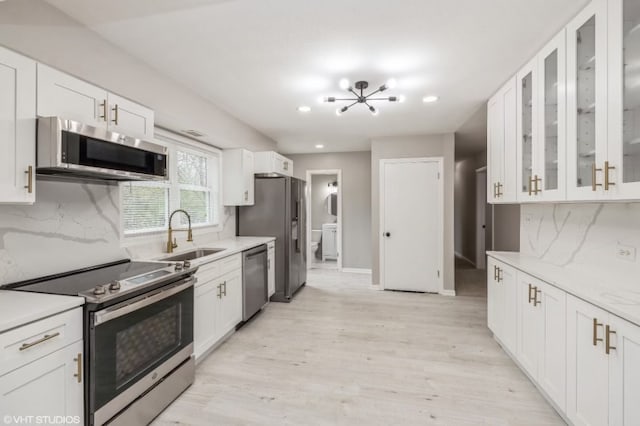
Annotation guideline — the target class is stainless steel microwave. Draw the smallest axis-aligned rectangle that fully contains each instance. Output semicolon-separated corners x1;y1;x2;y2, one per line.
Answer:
37;117;168;181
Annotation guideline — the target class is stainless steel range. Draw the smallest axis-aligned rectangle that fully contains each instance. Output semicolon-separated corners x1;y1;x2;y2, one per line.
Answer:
10;259;198;426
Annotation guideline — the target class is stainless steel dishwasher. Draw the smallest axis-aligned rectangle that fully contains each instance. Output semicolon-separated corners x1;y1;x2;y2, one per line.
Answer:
242;244;268;321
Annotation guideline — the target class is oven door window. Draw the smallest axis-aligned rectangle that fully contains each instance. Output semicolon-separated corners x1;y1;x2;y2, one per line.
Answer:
91;286;193;411
62;131;167;177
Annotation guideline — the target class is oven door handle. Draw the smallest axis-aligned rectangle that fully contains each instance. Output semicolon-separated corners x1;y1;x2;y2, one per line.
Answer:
93;276;196;326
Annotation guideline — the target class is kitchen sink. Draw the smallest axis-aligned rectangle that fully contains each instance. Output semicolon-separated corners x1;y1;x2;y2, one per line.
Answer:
163;248;225;261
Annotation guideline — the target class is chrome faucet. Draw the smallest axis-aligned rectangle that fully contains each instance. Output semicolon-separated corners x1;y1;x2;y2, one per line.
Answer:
166;209;193;253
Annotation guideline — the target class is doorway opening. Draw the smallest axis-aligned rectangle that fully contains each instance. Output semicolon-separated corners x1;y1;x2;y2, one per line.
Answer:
305;169;342;270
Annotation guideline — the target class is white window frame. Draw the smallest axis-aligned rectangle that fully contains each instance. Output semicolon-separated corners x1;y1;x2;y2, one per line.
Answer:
120;128;223;245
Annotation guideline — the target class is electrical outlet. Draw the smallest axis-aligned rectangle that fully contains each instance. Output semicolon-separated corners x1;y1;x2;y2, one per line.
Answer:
616;243;636;262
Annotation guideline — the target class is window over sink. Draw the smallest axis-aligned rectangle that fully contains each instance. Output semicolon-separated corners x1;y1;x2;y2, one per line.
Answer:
121;130;221;236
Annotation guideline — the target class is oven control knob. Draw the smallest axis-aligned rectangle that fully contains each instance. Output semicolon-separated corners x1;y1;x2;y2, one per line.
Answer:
93;285;107;296
109;280;121;291
174;263;184;271
183;260;191;269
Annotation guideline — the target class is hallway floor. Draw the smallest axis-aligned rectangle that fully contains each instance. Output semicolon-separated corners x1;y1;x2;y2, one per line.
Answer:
154;267;563;425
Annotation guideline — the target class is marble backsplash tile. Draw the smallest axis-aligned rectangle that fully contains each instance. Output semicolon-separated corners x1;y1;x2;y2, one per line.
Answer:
0;180;235;286
520;203;640;278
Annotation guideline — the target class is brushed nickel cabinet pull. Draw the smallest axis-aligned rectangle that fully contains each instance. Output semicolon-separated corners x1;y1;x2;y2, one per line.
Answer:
19;332;60;351
528;284;534;304
111;104;119;125
497;182;503;197
73;353;82;383
99;100;107;121
216;284;222;299
497;268;503;283
593;318;603;346
24;166;33;194
222;280;227;296
604;161;616;191
493;183;497;198
592;163;602;191
605;325;617;355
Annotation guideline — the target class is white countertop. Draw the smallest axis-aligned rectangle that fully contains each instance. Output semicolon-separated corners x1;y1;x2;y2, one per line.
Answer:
488;251;640;327
154;236;275;267
0;291;84;333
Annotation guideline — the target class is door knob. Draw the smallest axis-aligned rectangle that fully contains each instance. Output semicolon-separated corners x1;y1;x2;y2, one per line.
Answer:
384;232;391;237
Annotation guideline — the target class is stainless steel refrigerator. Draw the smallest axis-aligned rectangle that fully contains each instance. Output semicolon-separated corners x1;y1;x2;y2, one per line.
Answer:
237;176;307;302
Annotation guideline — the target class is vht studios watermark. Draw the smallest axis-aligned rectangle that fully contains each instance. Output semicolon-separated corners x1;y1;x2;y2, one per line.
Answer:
3;416;81;425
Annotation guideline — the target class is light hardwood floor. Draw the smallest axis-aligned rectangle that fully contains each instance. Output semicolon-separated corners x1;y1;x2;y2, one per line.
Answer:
154;266;564;426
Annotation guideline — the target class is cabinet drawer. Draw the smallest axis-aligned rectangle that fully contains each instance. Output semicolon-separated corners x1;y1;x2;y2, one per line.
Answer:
194;261;221;288
218;253;242;276
0;308;82;376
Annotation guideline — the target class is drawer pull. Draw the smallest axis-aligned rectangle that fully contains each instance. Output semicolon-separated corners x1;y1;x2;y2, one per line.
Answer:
534;288;542;306
222;280;227;296
74;353;82;383
593;318;603;346
528;284;535;304
605;325;617;355
19;332;61;351
216;284;222;299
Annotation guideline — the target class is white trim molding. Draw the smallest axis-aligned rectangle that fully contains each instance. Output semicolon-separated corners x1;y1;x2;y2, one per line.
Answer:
440;289;457;297
342;268;372;274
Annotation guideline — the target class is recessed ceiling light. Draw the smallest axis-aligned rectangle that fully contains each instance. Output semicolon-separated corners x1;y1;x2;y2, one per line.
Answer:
297;106;311;113
315;144;324;149
423;95;439;103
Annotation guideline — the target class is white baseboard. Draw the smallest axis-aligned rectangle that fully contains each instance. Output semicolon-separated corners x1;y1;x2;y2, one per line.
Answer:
440;289;456;297
341;267;372;274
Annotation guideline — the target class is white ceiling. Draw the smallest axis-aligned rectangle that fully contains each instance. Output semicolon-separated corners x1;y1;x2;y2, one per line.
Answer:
46;0;588;154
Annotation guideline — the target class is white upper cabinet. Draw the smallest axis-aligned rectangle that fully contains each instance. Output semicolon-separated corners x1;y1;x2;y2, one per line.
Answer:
254;151;293;177
516;57;539;202
107;93;154;140
487;77;517;203
37;64;109;128
223;148;254;206
37;64;154;139
567;0;609;201
0;47;36;205
517;30;567;202
538;30;568;202
607;0;640;200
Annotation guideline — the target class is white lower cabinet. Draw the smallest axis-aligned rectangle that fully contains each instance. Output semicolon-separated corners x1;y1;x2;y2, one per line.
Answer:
193;254;243;361
487;258;517;354
267;242;275;298
608;315;640;425
0;340;83;420
489;255;640;425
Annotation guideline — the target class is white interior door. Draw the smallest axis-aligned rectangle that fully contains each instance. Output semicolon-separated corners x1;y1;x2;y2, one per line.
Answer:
381;158;442;293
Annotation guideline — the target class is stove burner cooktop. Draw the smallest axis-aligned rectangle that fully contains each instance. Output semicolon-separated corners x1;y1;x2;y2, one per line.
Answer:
9;259;193;304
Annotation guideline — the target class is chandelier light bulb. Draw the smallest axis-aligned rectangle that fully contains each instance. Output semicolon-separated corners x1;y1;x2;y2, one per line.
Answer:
398;95;406;103
386;78;398;89
339;78;350;90
423;95;439;103
336;108;343;116
369;106;378;116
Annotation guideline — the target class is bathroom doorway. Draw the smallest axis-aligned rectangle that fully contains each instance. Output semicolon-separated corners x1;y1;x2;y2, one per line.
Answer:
305;169;342;270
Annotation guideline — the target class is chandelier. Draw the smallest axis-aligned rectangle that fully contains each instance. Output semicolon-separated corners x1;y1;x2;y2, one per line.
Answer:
323;79;404;116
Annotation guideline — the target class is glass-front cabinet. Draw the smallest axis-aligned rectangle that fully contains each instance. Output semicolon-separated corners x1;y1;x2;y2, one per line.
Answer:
516;30;566;202
608;0;640;199
516;58;538;202
567;0;609;200
538;31;567;201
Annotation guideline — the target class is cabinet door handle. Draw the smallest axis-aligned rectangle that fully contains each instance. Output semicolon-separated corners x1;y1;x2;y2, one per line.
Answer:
24;166;33;194
592;164;603;191
74;353;82;383
528;284;534;304
222;280;227;296
593;318;604;346
244;190;248;201
604;161;616;191
216;284;222;299
493;183;497;198
534;288;542;306
497;182;503;197
19;332;60;351
111;104;119;125
605;325;617;355
534;175;542;195
99;100;107;121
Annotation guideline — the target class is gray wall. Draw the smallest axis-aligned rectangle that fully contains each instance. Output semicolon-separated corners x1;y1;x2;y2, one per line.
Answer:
454;150;487;264
310;174;337;231
493;204;521;251
0;1;276;152
371;135;455;291
289;152;372;270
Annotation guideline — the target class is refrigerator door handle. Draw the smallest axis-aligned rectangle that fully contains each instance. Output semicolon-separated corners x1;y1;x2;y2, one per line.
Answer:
296;201;302;253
